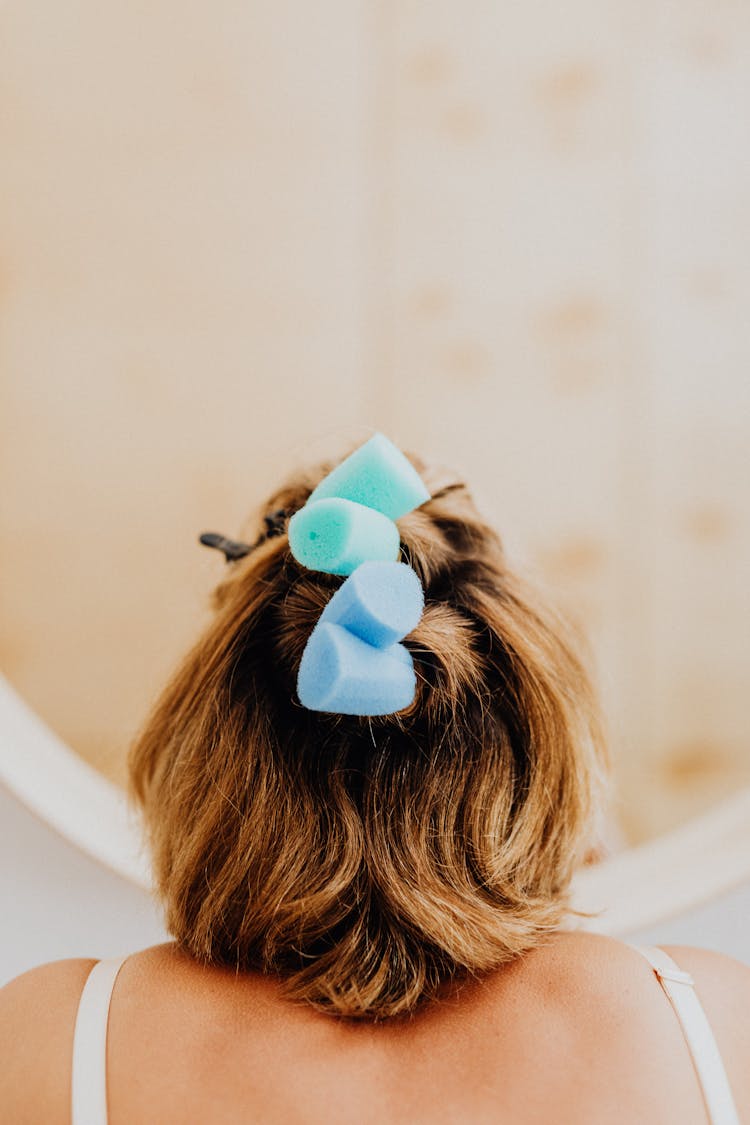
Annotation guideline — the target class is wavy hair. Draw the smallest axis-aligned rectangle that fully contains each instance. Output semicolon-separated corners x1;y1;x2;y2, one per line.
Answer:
129;442;610;1019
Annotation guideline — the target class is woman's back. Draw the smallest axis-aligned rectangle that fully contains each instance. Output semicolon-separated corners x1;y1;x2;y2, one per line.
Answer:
2;930;748;1124
6;437;746;1123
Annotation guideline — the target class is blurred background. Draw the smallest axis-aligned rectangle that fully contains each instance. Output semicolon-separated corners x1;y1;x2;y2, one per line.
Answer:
1;0;749;870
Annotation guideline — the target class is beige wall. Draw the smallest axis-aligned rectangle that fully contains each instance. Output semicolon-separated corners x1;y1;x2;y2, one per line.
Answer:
2;1;748;845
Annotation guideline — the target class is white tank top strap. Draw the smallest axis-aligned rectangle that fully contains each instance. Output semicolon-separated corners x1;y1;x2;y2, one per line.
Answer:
631;943;741;1125
71;955;129;1125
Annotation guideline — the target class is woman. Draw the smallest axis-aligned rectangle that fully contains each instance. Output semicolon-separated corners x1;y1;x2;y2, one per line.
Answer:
2;434;747;1123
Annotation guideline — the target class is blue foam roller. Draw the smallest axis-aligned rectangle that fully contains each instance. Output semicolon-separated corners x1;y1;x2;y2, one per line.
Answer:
297;622;416;715
307;433;431;521
319;560;423;648
288;498;400;576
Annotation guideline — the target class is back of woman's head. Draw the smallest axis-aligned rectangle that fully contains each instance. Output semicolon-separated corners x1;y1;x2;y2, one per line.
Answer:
129;439;610;1019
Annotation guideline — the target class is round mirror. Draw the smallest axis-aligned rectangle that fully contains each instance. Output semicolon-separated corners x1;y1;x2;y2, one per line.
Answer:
2;2;748;932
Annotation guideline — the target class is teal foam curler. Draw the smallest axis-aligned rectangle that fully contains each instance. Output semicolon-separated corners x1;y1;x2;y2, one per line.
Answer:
288;498;400;576
307;432;430;521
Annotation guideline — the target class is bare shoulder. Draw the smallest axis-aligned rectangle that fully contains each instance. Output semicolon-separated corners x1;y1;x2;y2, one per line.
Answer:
538;928;750;1012
658;943;750;1103
0;956;97;1037
657;943;750;1042
0;958;96;1125
474;928;664;1024
528;928;750;985
525;931;749;1118
510;927;657;989
658;941;750;989
550;933;750;1115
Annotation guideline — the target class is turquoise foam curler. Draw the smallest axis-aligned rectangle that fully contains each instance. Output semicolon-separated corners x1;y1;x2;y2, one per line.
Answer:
307;432;430;521
288;498;400;576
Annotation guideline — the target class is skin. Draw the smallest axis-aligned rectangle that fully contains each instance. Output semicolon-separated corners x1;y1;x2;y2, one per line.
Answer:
1;929;749;1124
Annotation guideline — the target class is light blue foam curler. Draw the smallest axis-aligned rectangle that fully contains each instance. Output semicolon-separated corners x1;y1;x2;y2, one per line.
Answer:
296;560;422;715
297;622;416;715
307;432;430;521
288;498;400;576
319;560;424;648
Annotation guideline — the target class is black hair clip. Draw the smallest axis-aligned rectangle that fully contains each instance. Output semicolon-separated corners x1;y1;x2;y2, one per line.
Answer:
198;532;252;562
199;509;289;563
263;509;288;537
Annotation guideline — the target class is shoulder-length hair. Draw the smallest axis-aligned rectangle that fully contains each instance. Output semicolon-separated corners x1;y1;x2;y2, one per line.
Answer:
129;444;610;1019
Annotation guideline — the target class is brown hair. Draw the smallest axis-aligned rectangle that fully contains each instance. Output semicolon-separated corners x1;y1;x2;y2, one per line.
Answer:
129;442;610;1019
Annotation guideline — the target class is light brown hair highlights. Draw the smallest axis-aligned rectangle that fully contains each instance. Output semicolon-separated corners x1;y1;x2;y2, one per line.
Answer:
129;443;610;1020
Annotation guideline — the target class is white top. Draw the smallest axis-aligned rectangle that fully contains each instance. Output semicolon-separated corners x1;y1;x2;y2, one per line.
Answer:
632;944;741;1125
70;944;741;1125
71;955;128;1125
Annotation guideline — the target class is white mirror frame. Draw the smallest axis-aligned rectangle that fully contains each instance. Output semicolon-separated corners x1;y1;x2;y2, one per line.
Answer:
2;674;749;934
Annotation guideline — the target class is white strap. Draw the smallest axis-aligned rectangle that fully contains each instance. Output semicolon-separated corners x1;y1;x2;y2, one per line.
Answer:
71;956;128;1125
633;944;740;1125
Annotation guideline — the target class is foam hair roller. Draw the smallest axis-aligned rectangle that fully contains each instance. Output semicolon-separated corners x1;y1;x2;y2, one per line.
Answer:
307;432;430;521
319;560;424;648
297;562;420;714
293;433;430;716
288;498;400;576
297;621;416;715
